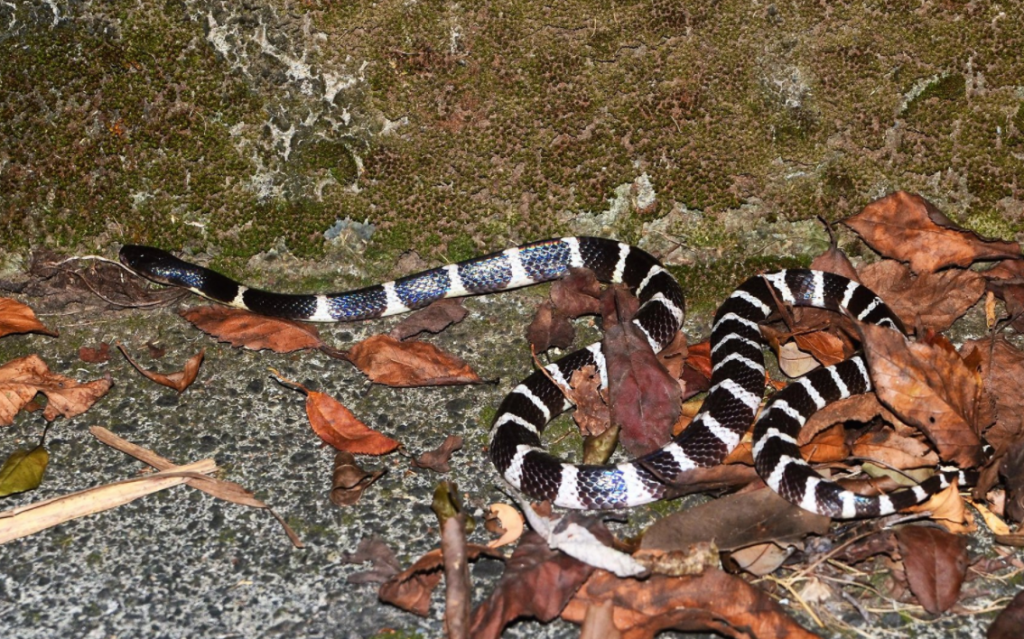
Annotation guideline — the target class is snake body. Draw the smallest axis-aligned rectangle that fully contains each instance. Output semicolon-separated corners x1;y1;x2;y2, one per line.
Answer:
120;238;972;516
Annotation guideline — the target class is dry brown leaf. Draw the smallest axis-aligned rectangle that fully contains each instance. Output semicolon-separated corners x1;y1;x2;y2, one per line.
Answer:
561;568;821;639
0;298;58;338
341;535;401;584
381;543;503;618
603;288;681;456
851;428;939;470
78;343;111;363
272;372;401;454
331;451;386;506
858;260;986;332
469;530;597;639
551;267;603;318
389;299;468;341
909;481;975;534
844;191;1020;274
526;301;576;353
411;435;463;473
859;324;984;467
566;365;612;437
895;525;969;614
180;306;324;352
640;486;830;553
118;345;204;393
345;334;482;387
0;355;112;426
726;542;791;577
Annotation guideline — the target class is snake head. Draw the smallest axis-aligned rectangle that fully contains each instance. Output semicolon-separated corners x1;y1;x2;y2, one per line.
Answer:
119;245;201;288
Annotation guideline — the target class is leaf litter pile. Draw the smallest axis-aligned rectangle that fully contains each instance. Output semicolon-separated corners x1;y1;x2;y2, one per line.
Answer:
1;191;1024;637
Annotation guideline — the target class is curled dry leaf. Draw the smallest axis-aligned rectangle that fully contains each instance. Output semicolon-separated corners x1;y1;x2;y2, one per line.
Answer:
550;267;603;318
272;371;400;455
180;306;324;353
0;445;49;498
859;324;984;467
859;260;986;332
725;542;792;577
560;568;821;639
389;298;468;341
844;191;1020;274
895;525;969;614
909;480;975;534
412;435;463;473
486;503;524;549
380;543;503;618
469;530;597;639
0;355;112;426
566;365;611;437
0;298;58;338
118;345;204;393
330;451;386;506
344;334;482;387
342;535;401;584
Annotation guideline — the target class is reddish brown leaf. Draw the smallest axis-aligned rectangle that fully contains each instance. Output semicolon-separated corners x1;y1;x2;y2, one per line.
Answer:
810;244;860;282
895;525;969;614
330;451;386;506
526;301;576;353
344;334;482;387
181;306;324;352
381;544;503;617
469;530;596;639
0;298;58;338
859;324;984;467
307;390;400;454
551;268;603;318
118;345;204;393
988;589;1024;639
412;435;463;473
859;260;986;332
0;355;112;425
844;192;1020;274
79;343;111;363
561;568;821;639
799;393;909;446
389;299;468;341
603;290;680;456
641;486;830;553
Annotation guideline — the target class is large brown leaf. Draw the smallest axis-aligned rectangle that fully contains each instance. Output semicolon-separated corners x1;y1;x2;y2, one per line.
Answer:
858;260;985;332
0;355;112;425
895;525;969;614
640;486;830;553
859;324;984;467
602;289;681;456
561;568;821;639
344;334;482;387
844;191;1020;274
181;306;324;352
0;298;57;338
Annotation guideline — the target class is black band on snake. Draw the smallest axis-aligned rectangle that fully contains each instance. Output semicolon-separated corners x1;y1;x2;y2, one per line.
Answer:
120;238;975;516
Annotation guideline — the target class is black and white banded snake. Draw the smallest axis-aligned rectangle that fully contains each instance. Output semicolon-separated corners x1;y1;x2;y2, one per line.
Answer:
119;237;975;517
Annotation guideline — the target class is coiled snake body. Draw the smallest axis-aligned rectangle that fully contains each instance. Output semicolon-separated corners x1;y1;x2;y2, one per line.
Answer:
120;238;971;516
